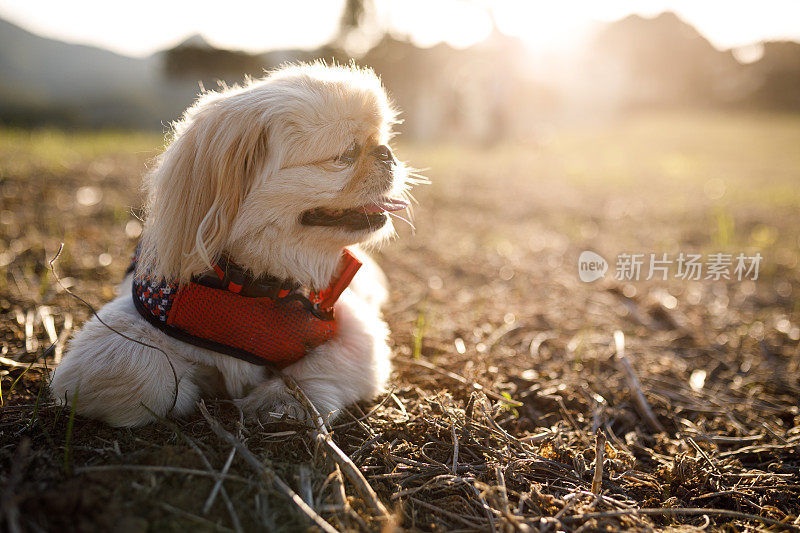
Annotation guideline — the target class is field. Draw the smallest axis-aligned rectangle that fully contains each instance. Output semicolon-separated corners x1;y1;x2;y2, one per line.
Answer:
2;112;800;532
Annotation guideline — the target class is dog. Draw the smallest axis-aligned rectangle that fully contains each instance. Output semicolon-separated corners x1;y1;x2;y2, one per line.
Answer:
49;63;413;427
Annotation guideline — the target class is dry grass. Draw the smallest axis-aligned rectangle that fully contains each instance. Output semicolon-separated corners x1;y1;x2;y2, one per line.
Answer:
2;112;800;532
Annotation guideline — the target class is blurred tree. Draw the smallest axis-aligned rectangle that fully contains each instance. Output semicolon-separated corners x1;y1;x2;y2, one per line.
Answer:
338;0;366;39
335;0;382;57
745;42;800;110
592;12;741;108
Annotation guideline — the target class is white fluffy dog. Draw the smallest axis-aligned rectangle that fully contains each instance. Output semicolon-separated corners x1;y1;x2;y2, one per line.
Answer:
50;64;412;427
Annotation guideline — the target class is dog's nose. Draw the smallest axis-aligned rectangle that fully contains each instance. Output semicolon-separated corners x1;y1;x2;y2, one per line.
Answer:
372;145;395;166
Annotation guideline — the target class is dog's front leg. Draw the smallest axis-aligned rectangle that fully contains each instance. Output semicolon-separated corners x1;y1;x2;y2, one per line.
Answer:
50;295;202;427
237;290;392;423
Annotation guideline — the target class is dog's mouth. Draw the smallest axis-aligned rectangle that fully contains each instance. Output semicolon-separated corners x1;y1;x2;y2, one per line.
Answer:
300;197;409;231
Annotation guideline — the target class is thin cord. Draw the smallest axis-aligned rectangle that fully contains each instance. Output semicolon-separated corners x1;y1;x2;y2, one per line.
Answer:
48;243;180;415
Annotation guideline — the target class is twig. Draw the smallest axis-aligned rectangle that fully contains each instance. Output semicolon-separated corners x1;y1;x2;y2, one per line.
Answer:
484;321;530;353
691;490;764;511
408;497;485;529
340;404;375;437
563;507;800;531
0;356;48;369
322;463;367;530
197;402;339;533
158;502;235;533
467;480;499;533
158;415;243;533
74;464;250;484
282;375;392;520
394;356;522;406
390;392;408;418
612;331;665;433
529;332;557;357
203;447;237;515
330;389;395;430
463;392;476;441
298;464;314;509
718;442;800;458
685;436;721;475
24;309;36;354
520;431;551;443
688;433;765;445
39;306;57;348
591;429;605;495
451;418;459;475
495;465;511;517
54;312;72;365
494;465;524;530
547;493;590;532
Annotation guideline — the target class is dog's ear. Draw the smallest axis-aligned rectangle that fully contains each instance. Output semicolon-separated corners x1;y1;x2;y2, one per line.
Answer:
139;92;271;281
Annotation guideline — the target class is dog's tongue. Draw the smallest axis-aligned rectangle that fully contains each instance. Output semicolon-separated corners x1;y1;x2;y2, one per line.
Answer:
362;197;409;214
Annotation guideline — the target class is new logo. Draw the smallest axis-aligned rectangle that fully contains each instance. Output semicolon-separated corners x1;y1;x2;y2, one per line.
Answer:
578;251;608;282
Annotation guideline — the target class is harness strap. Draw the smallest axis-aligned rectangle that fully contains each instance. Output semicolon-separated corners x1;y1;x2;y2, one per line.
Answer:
209;249;362;309
319;249;362;310
212;262;244;293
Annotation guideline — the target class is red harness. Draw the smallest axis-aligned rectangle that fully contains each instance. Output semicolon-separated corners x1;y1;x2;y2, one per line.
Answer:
132;250;362;368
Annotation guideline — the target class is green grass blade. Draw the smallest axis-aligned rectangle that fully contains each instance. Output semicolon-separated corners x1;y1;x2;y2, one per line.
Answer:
63;388;79;476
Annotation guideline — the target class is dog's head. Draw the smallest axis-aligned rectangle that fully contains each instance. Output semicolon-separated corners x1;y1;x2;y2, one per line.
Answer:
139;63;411;286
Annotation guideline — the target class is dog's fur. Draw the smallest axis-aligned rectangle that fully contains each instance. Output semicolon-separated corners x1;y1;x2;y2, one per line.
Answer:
49;64;410;427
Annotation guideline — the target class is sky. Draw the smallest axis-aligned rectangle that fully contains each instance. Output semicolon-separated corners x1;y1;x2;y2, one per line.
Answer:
0;0;799;57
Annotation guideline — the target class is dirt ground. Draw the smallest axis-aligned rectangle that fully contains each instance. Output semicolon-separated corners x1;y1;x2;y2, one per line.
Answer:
1;112;799;532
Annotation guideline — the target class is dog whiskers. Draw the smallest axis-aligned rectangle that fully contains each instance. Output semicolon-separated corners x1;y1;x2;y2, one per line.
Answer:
387;210;415;231
405;166;431;185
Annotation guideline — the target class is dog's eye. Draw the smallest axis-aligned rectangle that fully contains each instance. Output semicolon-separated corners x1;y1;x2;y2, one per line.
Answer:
335;144;360;166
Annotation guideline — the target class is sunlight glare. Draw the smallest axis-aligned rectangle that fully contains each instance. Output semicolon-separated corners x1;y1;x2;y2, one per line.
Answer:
384;0;492;49
492;0;593;52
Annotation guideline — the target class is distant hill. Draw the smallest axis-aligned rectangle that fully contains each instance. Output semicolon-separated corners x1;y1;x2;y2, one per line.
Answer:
0;18;341;129
0;17;164;127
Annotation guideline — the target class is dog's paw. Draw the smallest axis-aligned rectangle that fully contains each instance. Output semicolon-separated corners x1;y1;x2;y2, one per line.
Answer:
235;379;307;422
